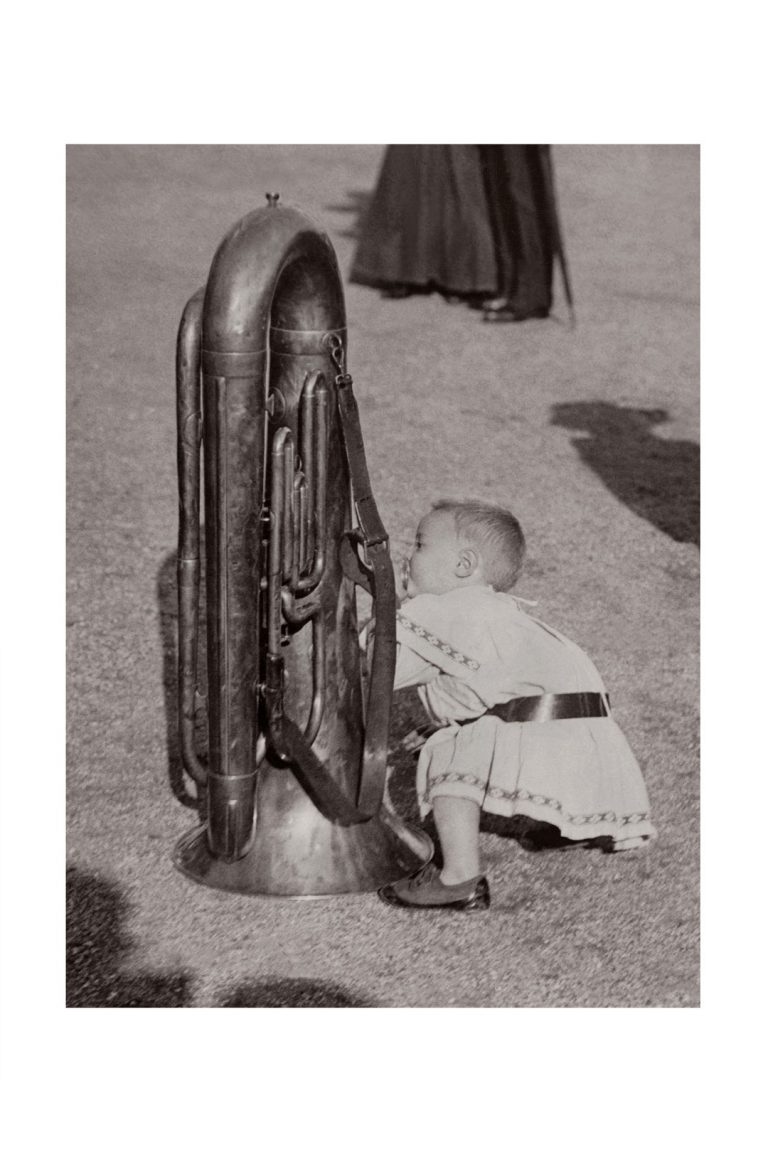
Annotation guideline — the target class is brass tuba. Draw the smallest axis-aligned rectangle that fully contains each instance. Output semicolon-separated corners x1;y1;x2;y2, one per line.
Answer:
173;197;431;895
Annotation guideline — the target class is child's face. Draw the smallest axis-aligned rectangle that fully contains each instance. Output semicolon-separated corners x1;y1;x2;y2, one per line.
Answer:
404;511;463;597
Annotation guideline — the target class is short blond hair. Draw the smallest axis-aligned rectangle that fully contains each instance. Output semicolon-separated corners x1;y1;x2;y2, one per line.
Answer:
432;499;526;591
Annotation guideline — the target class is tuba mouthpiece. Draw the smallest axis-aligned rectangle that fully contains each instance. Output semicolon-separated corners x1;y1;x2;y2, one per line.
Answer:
266;192;280;207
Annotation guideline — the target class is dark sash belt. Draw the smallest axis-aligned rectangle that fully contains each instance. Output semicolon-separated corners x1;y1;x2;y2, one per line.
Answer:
473;691;610;725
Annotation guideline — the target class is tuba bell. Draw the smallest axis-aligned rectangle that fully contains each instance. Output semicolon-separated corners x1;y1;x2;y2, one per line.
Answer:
173;197;431;896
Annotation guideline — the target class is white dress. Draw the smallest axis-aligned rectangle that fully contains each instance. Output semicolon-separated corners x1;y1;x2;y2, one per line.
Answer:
394;585;656;848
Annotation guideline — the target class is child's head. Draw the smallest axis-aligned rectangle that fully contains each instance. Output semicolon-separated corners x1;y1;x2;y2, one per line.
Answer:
404;499;526;597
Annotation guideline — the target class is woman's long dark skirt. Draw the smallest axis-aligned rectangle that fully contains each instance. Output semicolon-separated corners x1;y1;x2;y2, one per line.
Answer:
349;145;499;297
350;144;565;314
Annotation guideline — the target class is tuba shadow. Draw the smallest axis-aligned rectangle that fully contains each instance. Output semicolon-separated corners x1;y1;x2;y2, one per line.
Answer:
66;865;193;1007
550;401;700;546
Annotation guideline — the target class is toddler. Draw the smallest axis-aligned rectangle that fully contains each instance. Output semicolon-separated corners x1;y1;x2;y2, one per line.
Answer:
378;499;656;912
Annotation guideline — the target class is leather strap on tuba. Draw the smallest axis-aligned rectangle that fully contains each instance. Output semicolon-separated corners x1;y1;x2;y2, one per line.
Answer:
335;370;397;816
264;355;396;825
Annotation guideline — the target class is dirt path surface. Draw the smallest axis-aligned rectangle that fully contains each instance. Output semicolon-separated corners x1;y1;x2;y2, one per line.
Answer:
67;145;699;1007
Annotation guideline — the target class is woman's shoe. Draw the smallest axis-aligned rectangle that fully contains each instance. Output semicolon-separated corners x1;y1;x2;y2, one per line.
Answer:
379;284;413;299
483;304;549;323
480;296;513;312
378;862;490;910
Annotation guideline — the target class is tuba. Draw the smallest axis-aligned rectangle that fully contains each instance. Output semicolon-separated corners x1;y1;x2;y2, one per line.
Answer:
173;197;431;896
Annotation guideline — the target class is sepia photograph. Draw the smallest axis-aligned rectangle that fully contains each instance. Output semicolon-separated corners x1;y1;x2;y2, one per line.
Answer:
65;142;699;1008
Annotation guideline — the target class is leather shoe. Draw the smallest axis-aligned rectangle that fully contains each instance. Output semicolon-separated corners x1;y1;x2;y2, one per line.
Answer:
483;304;549;323
480;295;513;312
379;284;413;299
378;862;490;910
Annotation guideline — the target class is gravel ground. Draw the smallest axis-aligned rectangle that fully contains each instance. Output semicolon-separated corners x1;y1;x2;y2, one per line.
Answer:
67;144;699;1007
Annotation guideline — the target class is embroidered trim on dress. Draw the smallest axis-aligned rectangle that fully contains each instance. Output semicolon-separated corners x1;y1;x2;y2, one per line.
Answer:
397;613;480;670
422;771;650;826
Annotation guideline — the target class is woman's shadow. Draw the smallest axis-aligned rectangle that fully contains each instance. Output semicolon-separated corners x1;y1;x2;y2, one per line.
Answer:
550;401;699;546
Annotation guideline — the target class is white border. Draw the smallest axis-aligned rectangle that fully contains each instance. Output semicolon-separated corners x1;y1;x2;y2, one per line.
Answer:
2;1;764;1147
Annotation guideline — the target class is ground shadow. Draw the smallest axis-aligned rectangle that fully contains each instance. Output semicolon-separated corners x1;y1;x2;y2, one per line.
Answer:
220;978;375;1007
324;189;372;241
157;549;206;813
480;813;612;853
385;687;428;822
66;865;193;1007
550;401;699;546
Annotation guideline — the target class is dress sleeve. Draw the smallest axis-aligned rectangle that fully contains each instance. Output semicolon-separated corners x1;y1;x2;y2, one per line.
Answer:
394;594;488;716
394;642;441;689
418;674;492;723
396;594;482;680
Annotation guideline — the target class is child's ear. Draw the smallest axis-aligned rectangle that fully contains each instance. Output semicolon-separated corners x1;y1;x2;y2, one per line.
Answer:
456;548;479;578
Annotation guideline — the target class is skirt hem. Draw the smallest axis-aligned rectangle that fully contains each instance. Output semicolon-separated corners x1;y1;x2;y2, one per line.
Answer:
418;783;656;846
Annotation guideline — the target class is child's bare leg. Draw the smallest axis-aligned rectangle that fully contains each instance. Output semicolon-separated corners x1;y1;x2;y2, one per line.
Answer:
432;796;482;884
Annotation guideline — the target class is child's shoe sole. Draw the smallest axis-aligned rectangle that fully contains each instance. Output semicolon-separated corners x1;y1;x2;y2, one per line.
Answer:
378;874;490;911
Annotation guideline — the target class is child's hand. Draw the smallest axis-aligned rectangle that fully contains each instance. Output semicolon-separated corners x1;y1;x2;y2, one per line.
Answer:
401;723;438;752
401;728;425;752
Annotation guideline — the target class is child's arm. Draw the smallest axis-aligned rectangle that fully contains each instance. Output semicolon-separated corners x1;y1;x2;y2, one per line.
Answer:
394;642;440;690
358;602;440;690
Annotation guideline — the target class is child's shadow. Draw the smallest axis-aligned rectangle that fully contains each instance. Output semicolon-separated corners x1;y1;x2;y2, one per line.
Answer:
551;401;699;546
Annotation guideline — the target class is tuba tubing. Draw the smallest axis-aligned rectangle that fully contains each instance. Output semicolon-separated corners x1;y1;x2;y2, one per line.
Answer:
176;288;207;788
